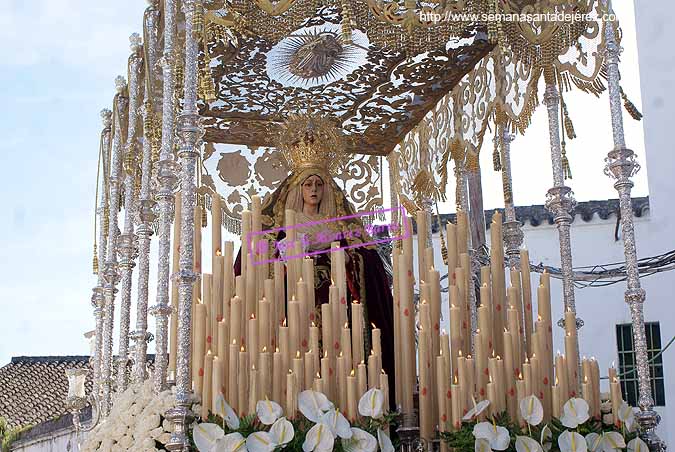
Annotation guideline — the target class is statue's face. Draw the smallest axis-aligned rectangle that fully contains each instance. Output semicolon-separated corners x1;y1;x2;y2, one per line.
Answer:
302;174;324;209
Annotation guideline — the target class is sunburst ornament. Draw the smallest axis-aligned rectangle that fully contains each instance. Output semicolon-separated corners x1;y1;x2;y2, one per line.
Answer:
266;23;369;88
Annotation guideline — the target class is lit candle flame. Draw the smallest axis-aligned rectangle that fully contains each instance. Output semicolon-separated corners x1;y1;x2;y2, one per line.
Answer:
350;369;355;377
250;313;256;320
216;249;222;256
262;346;267;353
296;350;301;358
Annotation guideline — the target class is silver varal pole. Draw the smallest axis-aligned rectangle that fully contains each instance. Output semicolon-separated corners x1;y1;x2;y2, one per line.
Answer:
166;0;203;449
131;0;161;386
131;91;157;384
150;0;179;393
116;34;144;393
101;76;128;416
498;126;524;268
542;72;582;327
602;5;665;450
92;108;112;398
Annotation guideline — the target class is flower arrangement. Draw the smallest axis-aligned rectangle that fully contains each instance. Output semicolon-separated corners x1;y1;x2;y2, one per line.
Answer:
81;379;181;451
441;396;648;452
192;388;397;452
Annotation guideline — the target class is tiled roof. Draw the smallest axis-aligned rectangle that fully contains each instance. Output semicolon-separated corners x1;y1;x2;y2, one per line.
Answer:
427;196;650;231
0;356;92;429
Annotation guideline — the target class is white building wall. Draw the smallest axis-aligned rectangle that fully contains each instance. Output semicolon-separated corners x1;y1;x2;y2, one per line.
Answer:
10;427;80;452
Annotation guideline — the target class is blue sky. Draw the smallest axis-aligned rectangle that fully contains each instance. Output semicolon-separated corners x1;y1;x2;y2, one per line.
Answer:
0;0;647;365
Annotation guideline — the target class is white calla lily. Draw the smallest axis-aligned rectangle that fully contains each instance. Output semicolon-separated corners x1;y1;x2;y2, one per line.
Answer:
220;432;248;452
627;437;649;452
377;429;394;452
214;394;241;430
246;431;275;452
476;438;493;452
472;421;510;451
618;402;636;432
463;400;491;421
605;432;626;451
560;398;590;428
193;423;225;452
303;423;335;452
298;390;334;423
342;428;377;452
321;409;353;439
516;436;543;452
269;417;294;446
519;395;544;426
586;433;603;452
256;399;283;425
358;388;384;419
558;430;587;452
540;425;553;452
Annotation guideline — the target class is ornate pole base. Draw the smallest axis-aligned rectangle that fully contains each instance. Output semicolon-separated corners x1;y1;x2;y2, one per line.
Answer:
636;408;666;452
165;404;195;451
502;219;524;269
397;412;423;452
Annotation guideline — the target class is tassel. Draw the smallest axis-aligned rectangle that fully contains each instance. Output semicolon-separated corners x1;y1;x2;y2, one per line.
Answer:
200;196;208;228
562;142;573;180
621;87;643;121
562;101;576;139
93;243;99;275
493;135;502;171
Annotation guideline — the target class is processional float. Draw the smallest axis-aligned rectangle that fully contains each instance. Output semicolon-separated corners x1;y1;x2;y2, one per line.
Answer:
70;0;665;451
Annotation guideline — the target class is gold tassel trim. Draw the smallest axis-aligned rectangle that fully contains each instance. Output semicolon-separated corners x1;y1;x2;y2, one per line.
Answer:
93;243;99;275
562;101;576;140
562;142;573;180
621;87;643;121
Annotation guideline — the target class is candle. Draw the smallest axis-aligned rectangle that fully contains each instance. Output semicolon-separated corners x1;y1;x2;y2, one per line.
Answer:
490;212;506;356
457;353;467;415
337;353;347;409
273;348;282;403
259;298;271;355
610;373;622;424
516;376;526;428
321;303;333;362
259;349;271;400
321;352;333;401
223;241;234;311
564;310;579;397
311;322;321;372
392;248;401;407
238;347;248;416
419;329;432;440
229;296;242;346
213;355;223;411
293;351;304;391
380;371;390;414
449;293;461;376
555;353;569;413
305;350;315;397
487;379;497;417
446;222;458;286
451;378;461;431
466;355;475;410
217;321;228;393
347;370;357;421
507;295;521;365
590;358;601;418
429;267;442;357
203;274;213;353
552;382;561;418
248;365;259;415
399;251;414;414
213;255;224;347
474;330;487;400
194;302;207;396
351;301;364;368
342;324;353;378
302;257;316;312
289;299;300;358
488;357;499;411
436;355;448;434
523;358;532;396
357;361;367;398
297;278;309;352
248;314;259;367
286;371;297;419
503;330;517;419
201;351;213;420
229;340;238;412
456;211;469;255
274;261;285;327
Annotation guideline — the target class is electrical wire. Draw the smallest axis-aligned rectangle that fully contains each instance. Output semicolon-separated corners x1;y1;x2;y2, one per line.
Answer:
600;334;675;380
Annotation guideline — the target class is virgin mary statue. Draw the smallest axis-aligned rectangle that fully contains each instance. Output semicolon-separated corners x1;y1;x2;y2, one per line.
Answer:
235;113;395;404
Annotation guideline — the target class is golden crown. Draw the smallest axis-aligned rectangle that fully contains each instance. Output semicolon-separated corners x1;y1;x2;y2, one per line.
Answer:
275;112;348;176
